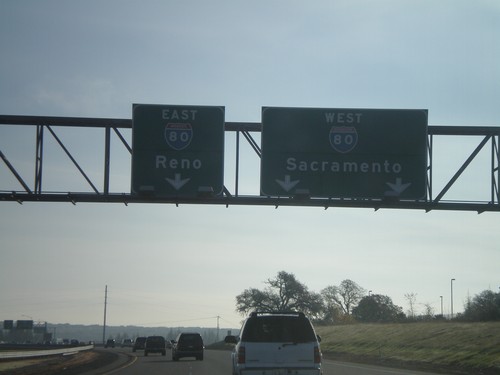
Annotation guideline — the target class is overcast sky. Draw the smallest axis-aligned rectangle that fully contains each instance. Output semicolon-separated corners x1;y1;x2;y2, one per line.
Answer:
1;1;499;331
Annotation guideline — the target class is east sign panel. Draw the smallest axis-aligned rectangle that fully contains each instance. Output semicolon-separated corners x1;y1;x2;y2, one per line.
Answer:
131;104;224;197
260;107;428;199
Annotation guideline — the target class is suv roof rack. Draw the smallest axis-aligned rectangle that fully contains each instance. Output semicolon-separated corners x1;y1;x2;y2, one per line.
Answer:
249;311;305;318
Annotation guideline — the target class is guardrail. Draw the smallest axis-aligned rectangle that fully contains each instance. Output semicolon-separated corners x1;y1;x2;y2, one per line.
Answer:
0;345;94;360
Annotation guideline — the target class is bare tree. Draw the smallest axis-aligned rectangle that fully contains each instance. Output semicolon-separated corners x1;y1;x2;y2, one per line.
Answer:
405;292;418;319
235;271;323;318
422;303;435;320
235;288;275;315
322;279;366;315
266;271;307;311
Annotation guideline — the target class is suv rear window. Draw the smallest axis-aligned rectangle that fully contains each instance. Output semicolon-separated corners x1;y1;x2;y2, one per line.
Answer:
179;334;202;345
241;315;317;343
147;336;164;344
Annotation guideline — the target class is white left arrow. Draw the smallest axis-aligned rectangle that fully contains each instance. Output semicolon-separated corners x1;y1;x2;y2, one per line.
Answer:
385;178;411;196
165;174;190;190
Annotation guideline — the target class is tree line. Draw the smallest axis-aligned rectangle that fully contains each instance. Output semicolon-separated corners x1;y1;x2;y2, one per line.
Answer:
235;271;500;323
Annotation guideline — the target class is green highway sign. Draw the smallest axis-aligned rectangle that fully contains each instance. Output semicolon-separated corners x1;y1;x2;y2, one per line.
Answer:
131;104;225;197
260;107;428;199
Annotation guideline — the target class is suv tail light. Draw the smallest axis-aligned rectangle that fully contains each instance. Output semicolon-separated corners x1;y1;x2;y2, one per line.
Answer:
314;346;321;364
237;346;246;364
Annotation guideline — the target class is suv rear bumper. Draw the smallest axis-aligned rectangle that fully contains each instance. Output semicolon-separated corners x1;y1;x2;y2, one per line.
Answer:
145;348;166;355
173;349;203;359
237;367;321;375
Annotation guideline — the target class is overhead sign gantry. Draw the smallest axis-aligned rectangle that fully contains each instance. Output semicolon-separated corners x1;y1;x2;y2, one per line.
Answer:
0;111;498;212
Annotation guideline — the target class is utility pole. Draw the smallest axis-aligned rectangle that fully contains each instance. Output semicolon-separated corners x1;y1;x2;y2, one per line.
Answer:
216;316;220;342
103;285;108;345
450;278;455;319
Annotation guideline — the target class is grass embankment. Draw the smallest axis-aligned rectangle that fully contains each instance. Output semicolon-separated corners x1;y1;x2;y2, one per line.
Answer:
316;322;500;374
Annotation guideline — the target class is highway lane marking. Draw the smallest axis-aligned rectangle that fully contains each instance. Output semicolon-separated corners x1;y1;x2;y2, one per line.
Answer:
323;359;440;375
102;354;138;375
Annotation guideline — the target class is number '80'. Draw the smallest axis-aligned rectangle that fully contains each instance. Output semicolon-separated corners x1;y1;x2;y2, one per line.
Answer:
332;134;355;145
169;131;190;142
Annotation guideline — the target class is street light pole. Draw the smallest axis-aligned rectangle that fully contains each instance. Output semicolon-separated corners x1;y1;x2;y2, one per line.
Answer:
103;285;108;345
440;296;443;316
450;278;456;319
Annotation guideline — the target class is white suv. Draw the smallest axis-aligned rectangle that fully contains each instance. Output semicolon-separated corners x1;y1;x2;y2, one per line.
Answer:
225;311;322;375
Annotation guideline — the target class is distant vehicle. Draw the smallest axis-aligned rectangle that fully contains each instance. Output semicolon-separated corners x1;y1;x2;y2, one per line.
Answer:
133;337;147;352
104;339;115;348
70;339;79;345
224;311;322;375
171;332;204;361
121;338;133;348
144;336;166;356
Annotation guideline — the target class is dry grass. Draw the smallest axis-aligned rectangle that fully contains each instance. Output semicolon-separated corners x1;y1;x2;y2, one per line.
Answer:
316;321;500;373
0;351;104;375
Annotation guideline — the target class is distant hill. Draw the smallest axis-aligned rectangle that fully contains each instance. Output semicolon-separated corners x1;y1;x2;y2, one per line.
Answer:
7;323;239;345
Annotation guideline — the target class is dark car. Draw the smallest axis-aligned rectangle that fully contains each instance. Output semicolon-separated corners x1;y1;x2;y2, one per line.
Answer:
121;338;133;348
104;339;115;348
133;336;147;352
172;332;204;361
145;336;166;356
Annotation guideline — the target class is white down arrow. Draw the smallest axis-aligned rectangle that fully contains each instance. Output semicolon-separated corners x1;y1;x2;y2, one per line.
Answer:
385;178;411;196
165;174;190;190
275;175;300;192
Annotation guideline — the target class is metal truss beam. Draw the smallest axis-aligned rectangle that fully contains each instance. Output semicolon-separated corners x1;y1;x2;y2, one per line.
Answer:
1;115;499;212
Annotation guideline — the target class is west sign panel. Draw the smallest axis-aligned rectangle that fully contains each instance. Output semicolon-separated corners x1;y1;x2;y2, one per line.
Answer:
260;107;428;199
131;104;225;197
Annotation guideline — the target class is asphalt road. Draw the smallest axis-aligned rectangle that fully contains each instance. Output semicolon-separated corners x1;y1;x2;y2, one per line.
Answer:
84;348;447;375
